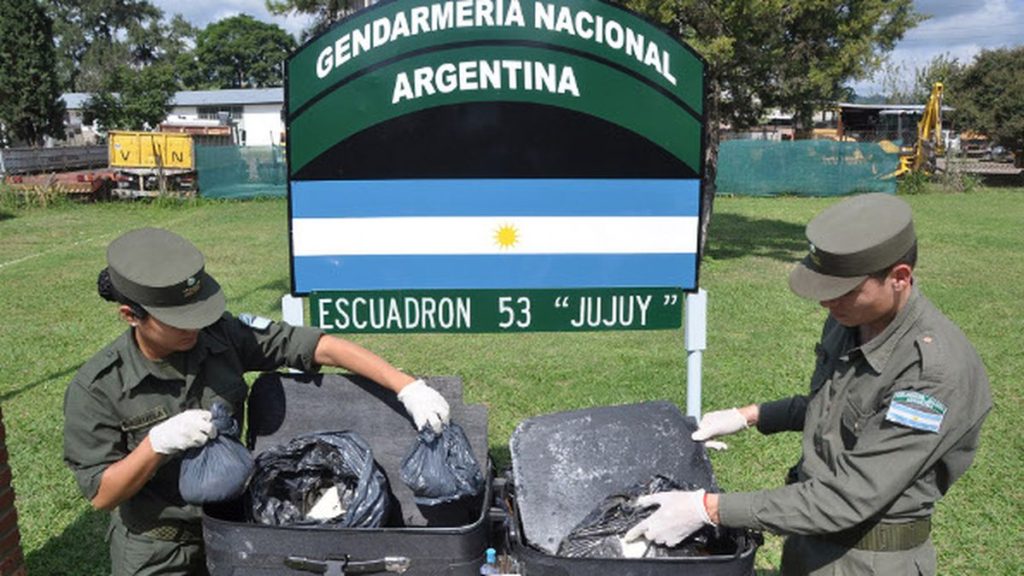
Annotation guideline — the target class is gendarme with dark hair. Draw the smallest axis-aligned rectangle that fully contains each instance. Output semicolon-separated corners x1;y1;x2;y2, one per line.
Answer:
65;226;452;576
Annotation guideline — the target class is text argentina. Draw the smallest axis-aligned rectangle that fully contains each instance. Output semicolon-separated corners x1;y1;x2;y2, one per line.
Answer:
393;59;580;104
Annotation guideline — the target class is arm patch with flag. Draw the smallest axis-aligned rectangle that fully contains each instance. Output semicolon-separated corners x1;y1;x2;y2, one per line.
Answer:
885;390;947;433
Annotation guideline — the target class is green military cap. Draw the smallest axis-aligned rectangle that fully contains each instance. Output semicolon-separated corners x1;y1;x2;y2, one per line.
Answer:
789;193;915;301
106;227;225;330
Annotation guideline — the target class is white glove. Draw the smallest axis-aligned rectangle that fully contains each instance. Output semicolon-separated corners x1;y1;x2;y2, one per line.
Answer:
149;409;217;455
624;490;711;547
691;408;748;450
397;379;450;433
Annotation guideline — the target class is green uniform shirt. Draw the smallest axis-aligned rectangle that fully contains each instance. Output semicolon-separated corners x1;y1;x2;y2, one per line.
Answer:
719;288;991;535
63;313;323;534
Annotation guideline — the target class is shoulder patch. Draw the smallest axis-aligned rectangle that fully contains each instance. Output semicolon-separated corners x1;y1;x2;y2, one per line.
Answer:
885;390;946;433
239;313;273;331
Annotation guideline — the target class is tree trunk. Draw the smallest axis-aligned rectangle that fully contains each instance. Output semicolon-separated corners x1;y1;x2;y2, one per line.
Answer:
698;77;721;262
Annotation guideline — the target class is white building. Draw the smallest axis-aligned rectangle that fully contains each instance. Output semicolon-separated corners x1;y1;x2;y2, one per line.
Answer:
61;88;285;147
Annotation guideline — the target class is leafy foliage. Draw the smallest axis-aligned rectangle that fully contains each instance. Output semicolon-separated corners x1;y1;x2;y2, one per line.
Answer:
620;0;921;252
266;0;361;40
82;64;176;131
46;0;165;92
193;14;296;88
876;53;965;105
623;0;920;132
0;0;65;145
948;46;1024;152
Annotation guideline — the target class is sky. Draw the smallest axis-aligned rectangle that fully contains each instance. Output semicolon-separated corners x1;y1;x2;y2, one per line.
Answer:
152;0;1024;96
852;0;1024;95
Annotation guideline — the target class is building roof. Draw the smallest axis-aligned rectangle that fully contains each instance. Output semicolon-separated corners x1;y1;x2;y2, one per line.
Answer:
838;102;953;114
61;93;94;110
172;88;283;106
61;88;284;110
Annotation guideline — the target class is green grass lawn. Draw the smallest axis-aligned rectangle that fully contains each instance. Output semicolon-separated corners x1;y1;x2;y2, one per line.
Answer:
1;189;1021;574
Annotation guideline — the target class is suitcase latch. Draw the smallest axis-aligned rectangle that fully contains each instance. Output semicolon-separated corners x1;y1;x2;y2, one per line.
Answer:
285;555;411;575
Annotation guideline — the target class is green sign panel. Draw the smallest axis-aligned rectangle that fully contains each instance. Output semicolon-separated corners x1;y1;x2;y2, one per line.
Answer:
310;288;683;333
286;0;706;178
287;0;707;331
290;43;702;177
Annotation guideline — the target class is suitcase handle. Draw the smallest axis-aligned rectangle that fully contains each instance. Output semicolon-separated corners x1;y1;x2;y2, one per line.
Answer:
285;555;411;575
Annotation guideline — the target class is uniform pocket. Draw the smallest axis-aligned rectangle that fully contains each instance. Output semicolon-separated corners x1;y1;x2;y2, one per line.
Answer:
839;398;866;450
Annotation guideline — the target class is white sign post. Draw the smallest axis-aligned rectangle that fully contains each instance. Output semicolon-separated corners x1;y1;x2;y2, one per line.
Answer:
685;289;708;420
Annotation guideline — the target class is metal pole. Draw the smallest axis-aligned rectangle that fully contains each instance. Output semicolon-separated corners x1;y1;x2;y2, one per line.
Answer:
685;289;708;420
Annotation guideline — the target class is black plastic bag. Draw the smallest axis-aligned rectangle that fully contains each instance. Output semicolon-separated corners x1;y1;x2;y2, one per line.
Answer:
557;475;741;558
247;431;389;527
179;402;254;505
400;422;484;506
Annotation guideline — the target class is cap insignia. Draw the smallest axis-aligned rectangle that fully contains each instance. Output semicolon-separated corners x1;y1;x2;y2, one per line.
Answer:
808;242;822;267
182;276;202;299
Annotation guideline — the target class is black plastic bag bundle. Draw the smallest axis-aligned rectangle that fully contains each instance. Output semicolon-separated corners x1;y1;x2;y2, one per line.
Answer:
247;431;389;527
557;475;741;558
400;422;484;506
179;402;255;505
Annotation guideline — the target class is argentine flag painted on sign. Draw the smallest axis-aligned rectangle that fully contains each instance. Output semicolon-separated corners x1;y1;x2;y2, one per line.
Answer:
290;179;700;294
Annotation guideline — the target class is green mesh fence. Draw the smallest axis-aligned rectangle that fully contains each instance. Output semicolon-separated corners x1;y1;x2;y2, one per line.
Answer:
197;141;897;198
717;140;898;196
196;145;287;199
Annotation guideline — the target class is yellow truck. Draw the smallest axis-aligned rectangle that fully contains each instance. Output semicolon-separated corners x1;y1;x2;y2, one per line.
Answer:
107;131;198;196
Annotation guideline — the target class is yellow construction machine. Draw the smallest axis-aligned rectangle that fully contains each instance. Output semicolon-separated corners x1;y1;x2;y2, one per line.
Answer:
885;82;945;178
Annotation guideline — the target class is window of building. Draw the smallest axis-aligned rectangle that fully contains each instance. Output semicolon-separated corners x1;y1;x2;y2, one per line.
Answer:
197;105;243;120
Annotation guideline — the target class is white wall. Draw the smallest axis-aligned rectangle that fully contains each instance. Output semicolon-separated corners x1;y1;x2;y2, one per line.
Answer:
164;104;285;147
236;104;283;147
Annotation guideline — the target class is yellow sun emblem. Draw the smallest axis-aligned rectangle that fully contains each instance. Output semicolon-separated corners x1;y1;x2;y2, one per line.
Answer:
494;224;519;249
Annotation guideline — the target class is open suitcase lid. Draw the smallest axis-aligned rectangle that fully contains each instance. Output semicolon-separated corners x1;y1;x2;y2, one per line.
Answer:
509;401;717;555
246;373;489;527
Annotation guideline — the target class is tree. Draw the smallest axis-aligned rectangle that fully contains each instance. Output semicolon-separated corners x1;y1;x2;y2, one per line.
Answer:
82;64;176;132
126;14;196;68
193;15;296;89
948;46;1024;153
0;0;65;146
46;0;164;91
266;0;364;39
876;54;964;105
622;0;921;254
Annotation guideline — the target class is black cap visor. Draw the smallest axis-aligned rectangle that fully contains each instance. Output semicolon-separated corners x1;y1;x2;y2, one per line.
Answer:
141;275;225;330
108;264;226;330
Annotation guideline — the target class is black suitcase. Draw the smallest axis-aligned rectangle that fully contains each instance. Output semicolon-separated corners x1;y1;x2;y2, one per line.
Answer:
202;373;491;576
501;401;759;576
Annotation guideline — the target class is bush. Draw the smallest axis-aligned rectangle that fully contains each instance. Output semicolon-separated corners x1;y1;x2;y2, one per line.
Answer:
897;170;931;195
0;182;74;211
936;166;982;194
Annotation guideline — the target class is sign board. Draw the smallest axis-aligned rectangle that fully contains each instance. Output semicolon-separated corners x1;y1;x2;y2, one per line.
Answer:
286;0;706;333
310;287;683;333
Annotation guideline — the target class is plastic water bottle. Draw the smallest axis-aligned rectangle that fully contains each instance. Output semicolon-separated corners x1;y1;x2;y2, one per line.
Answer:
479;547;499;575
